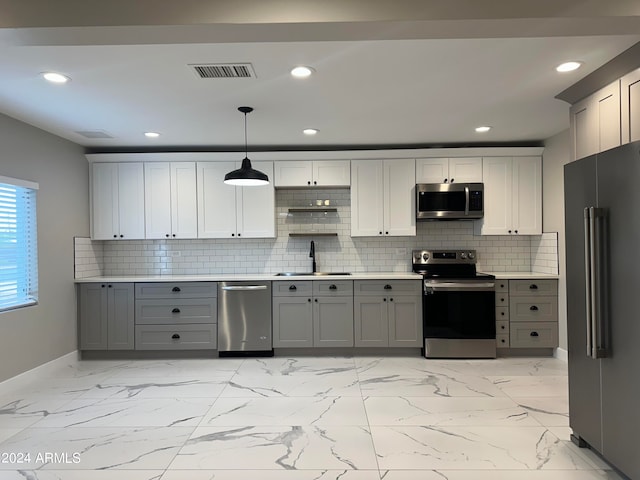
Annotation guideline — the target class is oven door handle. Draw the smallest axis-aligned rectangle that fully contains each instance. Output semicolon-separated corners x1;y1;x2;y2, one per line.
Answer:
424;282;495;292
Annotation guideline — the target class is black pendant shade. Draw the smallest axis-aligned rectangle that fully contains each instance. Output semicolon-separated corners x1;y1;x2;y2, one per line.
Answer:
224;106;269;186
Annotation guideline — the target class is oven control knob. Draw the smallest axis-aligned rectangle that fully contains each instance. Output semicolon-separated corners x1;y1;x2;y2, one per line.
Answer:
468;252;475;260
460;252;467;259
422;253;429;261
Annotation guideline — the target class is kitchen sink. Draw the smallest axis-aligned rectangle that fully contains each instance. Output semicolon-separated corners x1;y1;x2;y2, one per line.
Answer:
275;272;351;276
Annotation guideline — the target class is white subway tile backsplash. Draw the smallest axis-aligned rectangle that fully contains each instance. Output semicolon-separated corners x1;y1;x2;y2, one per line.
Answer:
74;189;560;277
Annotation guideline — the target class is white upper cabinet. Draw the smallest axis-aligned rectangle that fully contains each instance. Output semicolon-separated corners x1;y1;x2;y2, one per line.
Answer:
477;156;541;236
274;160;350;187
416;157;482;184
351;158;415;237
144;162;197;239
621;67;640;145
570;80;621;161
91;162;145;240
197;161;275;239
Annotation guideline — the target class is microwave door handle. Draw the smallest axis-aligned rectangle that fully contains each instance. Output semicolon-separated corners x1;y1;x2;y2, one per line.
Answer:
464;186;470;216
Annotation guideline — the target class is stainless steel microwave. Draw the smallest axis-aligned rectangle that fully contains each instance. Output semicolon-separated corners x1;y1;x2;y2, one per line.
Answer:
416;183;484;220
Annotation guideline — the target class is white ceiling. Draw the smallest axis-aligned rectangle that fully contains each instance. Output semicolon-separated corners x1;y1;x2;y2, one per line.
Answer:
0;1;639;150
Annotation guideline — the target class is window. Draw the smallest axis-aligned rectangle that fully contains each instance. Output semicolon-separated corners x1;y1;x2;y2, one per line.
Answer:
0;176;38;312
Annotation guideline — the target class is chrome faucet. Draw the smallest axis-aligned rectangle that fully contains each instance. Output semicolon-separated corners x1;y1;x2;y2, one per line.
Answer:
309;240;316;273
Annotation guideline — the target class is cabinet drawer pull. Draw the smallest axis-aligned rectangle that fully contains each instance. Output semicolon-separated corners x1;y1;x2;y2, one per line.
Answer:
500;325;506;330
329;284;337;290
289;285;297;291
390;298;394;302
529;305;539;311
529;284;538;290
172;287;181;292
384;284;392;290
172;308;181;313
383;298;387;302
530;331;539;337
308;298;311;302
314;298;318;303
171;333;180;340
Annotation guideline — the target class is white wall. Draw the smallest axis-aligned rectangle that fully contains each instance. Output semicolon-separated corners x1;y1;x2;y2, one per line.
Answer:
0;113;88;382
542;129;571;350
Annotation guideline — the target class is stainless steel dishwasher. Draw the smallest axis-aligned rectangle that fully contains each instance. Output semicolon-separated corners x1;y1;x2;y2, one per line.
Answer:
217;281;273;357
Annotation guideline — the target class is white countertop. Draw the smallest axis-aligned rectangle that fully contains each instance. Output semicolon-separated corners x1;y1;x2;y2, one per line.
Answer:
74;272;423;283
481;271;559;280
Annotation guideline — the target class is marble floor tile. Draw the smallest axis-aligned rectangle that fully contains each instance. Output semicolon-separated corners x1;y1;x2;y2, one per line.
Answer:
32;397;214;428
219;373;361;397
448;358;569;377
233;357;357;377
371;426;598;470
364;396;540;426
358;374;506;397
160;470;382;480
76;377;228;400
0;471;164;480
201;396;368;426
355;357;473;378
0;427;193;470
488;376;569;398
379;470;624;480
103;359;240;381
0;428;22;443
0;397;76;429
169;425;378;470
516;396;570;426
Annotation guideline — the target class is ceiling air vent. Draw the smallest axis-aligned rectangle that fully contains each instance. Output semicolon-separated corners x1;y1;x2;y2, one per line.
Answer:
190;63;256;79
75;130;114;139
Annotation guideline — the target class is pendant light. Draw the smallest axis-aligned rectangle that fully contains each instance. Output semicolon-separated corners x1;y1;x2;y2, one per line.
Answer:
224;106;269;186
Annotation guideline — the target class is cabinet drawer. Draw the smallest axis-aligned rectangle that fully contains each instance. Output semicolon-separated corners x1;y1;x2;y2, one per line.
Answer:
496;334;510;348
273;281;313;297
135;282;217;299
495;281;509;292
510;296;558;322
510;322;558;348
496;320;510;335
495;306;509;321
509;279;557;296
135;324;217;350
354;280;421;296
495;292;509;307
136;298;217;324
313;280;353;296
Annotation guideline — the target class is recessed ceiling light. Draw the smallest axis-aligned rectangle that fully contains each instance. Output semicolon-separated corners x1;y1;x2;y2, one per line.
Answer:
475;126;492;133
556;61;582;73
303;128;319;135
291;66;314;78
42;72;70;84
144;132;160;138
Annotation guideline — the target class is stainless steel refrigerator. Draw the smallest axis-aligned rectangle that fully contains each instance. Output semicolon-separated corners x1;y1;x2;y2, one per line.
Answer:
564;140;640;479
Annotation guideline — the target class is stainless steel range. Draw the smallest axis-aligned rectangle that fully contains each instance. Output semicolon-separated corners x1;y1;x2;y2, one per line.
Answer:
412;249;496;358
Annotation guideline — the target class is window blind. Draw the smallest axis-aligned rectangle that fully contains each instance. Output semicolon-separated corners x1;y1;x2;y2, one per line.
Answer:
0;177;38;312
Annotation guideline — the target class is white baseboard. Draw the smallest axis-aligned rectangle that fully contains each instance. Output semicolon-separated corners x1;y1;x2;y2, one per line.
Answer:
554;347;568;362
0;351;79;397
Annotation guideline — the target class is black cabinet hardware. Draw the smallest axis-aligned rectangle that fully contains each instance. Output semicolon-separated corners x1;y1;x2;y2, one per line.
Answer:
171;334;180;340
172;308;180;313
172;286;181;292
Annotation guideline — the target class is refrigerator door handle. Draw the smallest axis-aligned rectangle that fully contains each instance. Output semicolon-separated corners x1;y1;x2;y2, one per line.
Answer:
584;207;594;358
592;207;608;358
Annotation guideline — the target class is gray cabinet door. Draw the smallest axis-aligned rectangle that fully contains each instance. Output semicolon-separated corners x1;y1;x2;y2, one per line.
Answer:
272;296;313;347
388;296;422;347
313;296;354;347
79;283;108;350
354;296;388;347
107;283;135;350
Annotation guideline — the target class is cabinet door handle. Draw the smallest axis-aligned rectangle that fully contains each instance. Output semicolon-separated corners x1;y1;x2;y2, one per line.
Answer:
444;178;448;183
120;235;124;238
384;284;392;290
450;178;454;183
329;284;337;290
313;181;317;185
108;284;112;288
508;230;512;234
172;308;181;313
165;234;170;238
307;181;311;185
530;305;539;311
308;298;311;302
529;284;538;290
383;298;387;302
172;287;181;292
390;298;393;302
530;331;539;337
171;333;180;340
314;298;318;302
289;285;297;291
379;231;383;235
500;324;506;330
101;284;105;288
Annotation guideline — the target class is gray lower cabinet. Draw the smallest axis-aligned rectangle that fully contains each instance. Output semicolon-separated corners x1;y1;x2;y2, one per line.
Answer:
353;280;422;347
79;283;135;350
134;282;217;350
508;279;558;348
273;280;353;348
